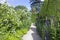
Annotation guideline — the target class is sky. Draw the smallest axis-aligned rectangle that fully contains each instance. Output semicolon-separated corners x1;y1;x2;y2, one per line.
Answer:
0;0;44;10
0;0;5;3
0;0;31;10
7;0;31;10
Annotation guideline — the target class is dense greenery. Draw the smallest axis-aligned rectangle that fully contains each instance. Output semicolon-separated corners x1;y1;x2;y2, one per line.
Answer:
15;5;27;10
0;3;32;40
36;0;60;40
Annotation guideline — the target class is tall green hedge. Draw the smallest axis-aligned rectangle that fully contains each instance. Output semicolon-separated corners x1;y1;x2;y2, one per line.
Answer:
36;0;60;40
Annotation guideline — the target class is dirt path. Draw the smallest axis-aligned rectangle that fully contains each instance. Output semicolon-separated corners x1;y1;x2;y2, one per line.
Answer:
22;23;42;40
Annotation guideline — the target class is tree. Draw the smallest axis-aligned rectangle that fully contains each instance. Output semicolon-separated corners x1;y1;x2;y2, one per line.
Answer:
15;5;27;10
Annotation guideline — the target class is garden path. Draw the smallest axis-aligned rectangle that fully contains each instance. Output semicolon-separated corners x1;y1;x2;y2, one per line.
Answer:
22;23;42;40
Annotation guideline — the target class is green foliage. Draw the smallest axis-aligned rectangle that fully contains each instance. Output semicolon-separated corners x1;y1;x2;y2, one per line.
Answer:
36;0;60;40
0;3;32;40
15;6;27;10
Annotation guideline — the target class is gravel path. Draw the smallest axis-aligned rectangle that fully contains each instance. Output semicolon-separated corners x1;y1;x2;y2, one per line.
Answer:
22;23;42;40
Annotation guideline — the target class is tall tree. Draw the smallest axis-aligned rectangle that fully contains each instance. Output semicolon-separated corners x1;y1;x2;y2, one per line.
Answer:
15;5;27;10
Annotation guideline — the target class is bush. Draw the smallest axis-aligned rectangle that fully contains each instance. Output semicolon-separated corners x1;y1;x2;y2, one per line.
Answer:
0;3;32;40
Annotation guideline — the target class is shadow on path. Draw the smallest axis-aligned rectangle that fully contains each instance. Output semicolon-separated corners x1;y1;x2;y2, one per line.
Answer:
31;27;42;40
22;23;42;40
